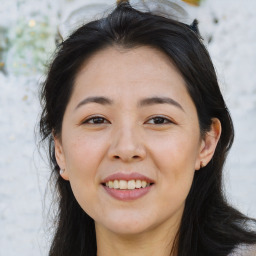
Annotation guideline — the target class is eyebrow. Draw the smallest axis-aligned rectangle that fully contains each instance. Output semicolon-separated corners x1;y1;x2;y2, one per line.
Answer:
75;96;113;110
138;96;184;112
75;96;184;112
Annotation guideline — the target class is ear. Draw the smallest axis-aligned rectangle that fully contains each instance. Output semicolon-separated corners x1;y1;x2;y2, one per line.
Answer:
195;118;222;170
54;135;69;180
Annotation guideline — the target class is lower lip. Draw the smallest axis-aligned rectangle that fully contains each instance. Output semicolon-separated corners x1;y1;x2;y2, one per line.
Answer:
102;185;153;201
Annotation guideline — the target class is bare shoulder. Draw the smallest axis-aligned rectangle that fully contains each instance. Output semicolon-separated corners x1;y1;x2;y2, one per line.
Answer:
229;244;256;256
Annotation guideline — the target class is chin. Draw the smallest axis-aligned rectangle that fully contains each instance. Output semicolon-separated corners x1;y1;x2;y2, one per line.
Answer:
97;211;155;236
106;222;150;236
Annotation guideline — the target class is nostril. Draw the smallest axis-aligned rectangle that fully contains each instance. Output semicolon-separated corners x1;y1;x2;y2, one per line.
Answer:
112;154;141;160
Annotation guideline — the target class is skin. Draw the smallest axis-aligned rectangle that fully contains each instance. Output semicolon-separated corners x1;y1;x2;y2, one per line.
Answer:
54;46;221;256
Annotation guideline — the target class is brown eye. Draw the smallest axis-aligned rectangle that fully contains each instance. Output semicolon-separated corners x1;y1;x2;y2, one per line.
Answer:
83;116;109;124
146;116;173;125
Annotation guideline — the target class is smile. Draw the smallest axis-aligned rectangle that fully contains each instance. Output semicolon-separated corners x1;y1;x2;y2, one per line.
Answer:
104;179;152;190
101;172;155;200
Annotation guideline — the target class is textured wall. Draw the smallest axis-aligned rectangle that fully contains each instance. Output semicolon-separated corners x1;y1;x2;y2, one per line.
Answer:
0;0;255;255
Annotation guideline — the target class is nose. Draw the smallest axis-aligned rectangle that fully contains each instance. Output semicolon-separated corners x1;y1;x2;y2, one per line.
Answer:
107;124;146;162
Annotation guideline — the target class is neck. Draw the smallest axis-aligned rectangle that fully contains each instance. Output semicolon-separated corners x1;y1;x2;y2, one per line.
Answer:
95;219;180;256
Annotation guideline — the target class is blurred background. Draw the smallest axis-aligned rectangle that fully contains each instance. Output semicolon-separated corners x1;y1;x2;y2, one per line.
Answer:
0;0;255;255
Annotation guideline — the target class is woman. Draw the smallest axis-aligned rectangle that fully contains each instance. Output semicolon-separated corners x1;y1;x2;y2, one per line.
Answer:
39;1;256;255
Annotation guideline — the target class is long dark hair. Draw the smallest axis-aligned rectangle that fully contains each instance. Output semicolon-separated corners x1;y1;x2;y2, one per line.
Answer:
39;1;256;255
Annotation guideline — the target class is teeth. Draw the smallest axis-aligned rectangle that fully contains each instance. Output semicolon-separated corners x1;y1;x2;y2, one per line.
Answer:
119;180;128;189
113;180;119;189
128;180;136;190
141;181;147;188
109;181;114;188
105;180;151;189
135;180;141;188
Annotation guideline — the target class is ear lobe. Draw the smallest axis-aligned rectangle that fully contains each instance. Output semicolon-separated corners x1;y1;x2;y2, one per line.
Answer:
195;118;222;170
54;135;69;180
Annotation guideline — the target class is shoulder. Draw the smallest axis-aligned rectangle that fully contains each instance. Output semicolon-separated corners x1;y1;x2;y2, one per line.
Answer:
229;244;256;256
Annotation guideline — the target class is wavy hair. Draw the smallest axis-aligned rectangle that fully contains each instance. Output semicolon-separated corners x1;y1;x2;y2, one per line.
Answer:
39;1;256;255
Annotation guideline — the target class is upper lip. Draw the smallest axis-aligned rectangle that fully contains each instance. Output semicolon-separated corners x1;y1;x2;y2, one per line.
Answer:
101;172;155;184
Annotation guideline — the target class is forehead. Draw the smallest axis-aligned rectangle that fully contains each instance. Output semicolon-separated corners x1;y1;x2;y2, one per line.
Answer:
70;46;193;109
76;45;184;85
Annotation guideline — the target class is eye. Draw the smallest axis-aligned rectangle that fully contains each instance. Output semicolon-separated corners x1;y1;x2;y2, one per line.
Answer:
82;116;110;125
146;116;173;125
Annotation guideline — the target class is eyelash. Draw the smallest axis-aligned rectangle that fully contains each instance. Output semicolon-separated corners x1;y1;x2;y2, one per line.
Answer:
146;116;173;125
82;116;109;125
82;115;173;125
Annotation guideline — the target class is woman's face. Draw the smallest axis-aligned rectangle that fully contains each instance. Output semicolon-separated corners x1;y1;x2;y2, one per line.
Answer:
55;46;211;236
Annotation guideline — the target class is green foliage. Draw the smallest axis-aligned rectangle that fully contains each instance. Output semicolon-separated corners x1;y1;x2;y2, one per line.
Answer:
6;14;56;76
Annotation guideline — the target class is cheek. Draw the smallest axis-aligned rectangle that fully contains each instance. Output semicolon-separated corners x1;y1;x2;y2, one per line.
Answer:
150;131;199;171
62;134;107;212
148;131;199;199
64;132;106;172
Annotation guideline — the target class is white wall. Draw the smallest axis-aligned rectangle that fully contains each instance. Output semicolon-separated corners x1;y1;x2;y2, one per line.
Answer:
0;0;255;255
